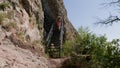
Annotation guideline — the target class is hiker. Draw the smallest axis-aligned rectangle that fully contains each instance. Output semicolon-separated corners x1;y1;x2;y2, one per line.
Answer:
56;16;62;30
50;43;55;57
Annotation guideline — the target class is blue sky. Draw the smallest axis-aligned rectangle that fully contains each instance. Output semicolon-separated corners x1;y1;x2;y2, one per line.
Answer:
64;0;120;41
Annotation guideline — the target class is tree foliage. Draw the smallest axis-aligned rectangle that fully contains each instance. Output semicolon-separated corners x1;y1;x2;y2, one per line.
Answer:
62;27;120;68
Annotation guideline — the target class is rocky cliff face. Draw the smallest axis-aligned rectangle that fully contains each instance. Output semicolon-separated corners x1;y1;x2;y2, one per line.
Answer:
0;0;43;53
0;0;77;67
41;0;77;41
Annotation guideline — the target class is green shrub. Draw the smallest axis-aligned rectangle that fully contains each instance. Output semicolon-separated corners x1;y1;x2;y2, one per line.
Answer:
6;22;17;29
7;10;14;19
0;3;9;10
0;12;5;25
0;11;14;26
62;40;74;57
62;26;120;68
17;31;24;41
32;40;40;46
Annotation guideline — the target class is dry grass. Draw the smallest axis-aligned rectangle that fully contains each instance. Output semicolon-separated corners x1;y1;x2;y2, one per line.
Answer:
0;12;6;25
0;3;9;10
17;31;25;41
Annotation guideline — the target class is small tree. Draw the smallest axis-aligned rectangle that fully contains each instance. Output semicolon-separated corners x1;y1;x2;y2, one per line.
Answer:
62;27;120;68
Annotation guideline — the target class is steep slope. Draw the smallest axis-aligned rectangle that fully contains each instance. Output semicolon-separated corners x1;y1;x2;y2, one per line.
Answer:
0;0;44;54
0;0;78;68
0;38;49;68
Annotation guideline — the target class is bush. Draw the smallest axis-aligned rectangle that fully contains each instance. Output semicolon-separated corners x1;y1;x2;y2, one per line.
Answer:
62;40;74;57
32;40;40;46
17;31;24;41
6;22;17;29
7;10;14;19
0;3;9;10
0;12;5;25
0;11;14;26
62;26;120;68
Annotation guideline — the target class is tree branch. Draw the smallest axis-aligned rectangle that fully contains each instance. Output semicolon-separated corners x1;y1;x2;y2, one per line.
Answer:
96;15;120;25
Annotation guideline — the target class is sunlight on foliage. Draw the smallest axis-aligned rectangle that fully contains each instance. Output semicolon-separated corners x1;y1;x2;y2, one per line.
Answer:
62;26;120;68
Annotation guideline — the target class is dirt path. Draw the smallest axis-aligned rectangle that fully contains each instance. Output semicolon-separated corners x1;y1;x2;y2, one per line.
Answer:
48;58;67;68
0;39;49;68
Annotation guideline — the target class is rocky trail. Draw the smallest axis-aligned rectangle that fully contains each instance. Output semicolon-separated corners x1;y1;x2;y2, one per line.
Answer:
0;36;67;68
0;38;49;68
0;28;66;68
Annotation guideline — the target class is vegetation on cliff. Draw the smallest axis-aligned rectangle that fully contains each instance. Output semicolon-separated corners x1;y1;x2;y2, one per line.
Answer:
62;27;120;68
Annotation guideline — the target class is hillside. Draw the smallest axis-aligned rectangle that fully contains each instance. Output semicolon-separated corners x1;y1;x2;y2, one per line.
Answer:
0;0;77;68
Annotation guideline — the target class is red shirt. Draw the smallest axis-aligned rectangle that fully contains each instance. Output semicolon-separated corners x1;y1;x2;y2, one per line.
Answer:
57;19;62;30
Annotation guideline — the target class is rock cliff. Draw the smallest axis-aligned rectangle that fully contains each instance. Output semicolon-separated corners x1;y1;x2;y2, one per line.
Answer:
0;0;77;67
